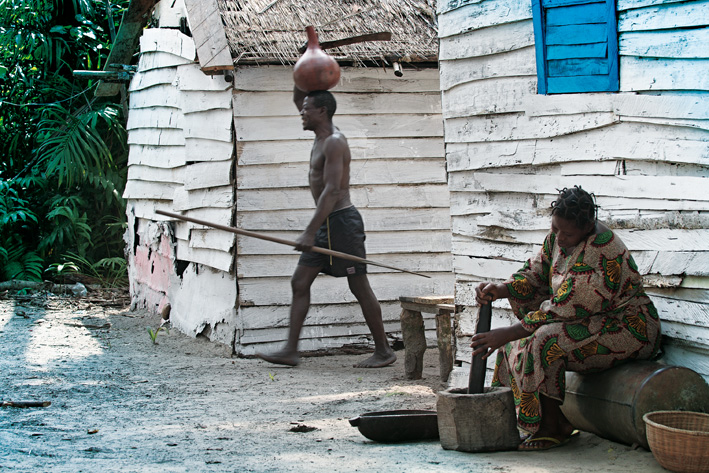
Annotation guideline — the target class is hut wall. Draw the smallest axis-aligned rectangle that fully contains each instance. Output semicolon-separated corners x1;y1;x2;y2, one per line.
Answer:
437;0;709;386
124;28;238;346
232;66;453;355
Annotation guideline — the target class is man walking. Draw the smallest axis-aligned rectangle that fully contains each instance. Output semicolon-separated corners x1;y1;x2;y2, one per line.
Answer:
257;87;397;369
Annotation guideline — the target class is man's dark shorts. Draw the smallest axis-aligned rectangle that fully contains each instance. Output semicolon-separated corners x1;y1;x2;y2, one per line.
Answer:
298;205;368;277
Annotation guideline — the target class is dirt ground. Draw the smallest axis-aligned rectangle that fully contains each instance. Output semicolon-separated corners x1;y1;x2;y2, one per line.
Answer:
0;291;669;473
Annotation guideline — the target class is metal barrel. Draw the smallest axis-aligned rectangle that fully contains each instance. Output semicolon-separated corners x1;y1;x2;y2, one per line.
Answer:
561;361;709;449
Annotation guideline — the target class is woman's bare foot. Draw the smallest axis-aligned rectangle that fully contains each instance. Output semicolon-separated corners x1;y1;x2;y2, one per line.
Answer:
518;431;571;451
257;350;300;367
353;350;397;368
518;420;578;451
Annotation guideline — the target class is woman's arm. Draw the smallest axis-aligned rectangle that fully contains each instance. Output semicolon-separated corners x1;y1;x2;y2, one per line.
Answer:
471;323;531;359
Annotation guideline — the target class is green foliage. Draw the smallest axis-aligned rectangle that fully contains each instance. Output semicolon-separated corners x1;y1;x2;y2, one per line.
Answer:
147;326;163;344
0;179;38;226
1;243;44;281
45;260;80;279
147;325;169;344
36;103;126;188
60;251;128;287
0;0;131;285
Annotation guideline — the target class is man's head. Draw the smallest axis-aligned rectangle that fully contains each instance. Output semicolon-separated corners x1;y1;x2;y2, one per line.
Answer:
300;90;337;131
305;90;337;118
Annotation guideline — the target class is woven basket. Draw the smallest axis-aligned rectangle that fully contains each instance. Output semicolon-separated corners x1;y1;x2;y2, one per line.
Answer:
643;411;709;473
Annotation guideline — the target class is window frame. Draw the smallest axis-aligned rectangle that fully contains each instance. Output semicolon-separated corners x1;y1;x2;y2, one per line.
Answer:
531;0;619;94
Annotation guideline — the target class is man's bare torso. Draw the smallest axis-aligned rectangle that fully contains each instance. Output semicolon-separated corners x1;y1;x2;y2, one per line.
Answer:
309;130;353;211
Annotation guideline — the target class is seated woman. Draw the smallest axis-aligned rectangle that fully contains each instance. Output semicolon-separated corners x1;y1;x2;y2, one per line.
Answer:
472;186;661;451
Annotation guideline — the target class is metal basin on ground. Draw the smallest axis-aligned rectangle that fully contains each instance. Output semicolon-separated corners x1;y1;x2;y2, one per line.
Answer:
348;409;439;443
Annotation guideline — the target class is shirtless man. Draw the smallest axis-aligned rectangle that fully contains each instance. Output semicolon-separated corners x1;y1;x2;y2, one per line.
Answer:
257;87;397;369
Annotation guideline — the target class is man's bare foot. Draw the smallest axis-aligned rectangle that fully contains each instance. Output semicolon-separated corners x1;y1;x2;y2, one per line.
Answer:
257;350;300;367
353;350;397;368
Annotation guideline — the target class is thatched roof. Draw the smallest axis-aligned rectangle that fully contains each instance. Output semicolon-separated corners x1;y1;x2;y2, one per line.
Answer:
216;0;438;65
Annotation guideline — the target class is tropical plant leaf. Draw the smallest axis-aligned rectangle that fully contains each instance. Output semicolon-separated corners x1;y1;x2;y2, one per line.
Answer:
1;245;44;281
1;0;130;284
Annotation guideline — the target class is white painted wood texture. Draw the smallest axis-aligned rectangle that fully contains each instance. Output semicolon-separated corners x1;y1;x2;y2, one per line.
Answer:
236;230;453;257
233;91;442;116
620;57;709;91
238;273;453;307
139;28;196;61
437;1;532;39
237;185;451;212
439;20;535;60
125;28;236;276
438;0;709;382
618;0;709;32
183;0;233;72
235;115;444;142
237;137;445;165
233;67;441;93
232;65;452;353
236;159;446;189
619;1;709;92
620;27;709;59
237;253;453;279
236;208;452;232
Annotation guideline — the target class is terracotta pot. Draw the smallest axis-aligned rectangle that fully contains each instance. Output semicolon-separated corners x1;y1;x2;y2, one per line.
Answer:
293;26;340;92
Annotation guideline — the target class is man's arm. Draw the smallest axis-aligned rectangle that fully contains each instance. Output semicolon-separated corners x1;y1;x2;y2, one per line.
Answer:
293;86;306;112
295;137;347;250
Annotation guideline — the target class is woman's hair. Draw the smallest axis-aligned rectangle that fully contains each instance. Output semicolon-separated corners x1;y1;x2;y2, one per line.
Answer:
550;186;598;229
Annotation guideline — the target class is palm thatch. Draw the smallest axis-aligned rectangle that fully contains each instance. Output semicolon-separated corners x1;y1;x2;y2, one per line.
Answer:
216;0;438;65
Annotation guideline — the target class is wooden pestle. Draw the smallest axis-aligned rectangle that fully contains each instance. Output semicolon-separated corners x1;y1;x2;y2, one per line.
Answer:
467;303;493;394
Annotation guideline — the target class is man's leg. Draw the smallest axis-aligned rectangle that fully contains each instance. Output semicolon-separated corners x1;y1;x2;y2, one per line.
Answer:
347;274;396;368
257;264;321;366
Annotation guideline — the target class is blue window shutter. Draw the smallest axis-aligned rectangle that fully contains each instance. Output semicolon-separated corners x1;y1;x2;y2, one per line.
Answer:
532;0;619;94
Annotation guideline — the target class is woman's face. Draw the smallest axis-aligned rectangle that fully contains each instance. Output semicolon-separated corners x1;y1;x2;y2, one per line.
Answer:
551;214;594;250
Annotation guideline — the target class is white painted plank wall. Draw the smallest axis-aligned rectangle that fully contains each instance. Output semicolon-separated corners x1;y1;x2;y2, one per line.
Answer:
232;66;453;354
124;28;235;274
619;0;709;92
438;0;709;383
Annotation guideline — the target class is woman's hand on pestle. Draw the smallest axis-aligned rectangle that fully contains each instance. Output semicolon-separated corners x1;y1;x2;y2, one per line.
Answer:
475;282;509;305
471;323;531;359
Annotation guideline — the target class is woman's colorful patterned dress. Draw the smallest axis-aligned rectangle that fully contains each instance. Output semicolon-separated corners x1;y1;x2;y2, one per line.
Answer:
491;228;661;433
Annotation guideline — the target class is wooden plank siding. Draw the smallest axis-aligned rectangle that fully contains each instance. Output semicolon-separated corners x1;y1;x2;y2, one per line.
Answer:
438;0;709;384
124;28;237;343
232;66;453;356
183;0;233;72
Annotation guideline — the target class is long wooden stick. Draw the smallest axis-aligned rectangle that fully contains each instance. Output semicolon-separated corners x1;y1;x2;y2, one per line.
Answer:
155;210;431;278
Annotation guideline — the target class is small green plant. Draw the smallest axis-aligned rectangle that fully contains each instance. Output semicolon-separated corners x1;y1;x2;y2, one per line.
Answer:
57;252;128;287
45;261;80;280
268;373;276;381
147;326;165;344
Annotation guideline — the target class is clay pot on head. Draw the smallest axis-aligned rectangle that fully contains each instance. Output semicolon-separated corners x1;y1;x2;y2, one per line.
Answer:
293;26;340;92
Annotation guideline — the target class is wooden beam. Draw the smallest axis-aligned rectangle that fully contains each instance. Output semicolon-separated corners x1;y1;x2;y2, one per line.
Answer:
297;32;392;54
183;0;234;72
96;0;160;97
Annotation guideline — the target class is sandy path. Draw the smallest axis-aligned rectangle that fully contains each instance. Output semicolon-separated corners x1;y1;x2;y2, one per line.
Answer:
0;293;666;472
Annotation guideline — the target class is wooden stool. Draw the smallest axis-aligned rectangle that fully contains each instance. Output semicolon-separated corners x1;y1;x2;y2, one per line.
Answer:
399;295;455;381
